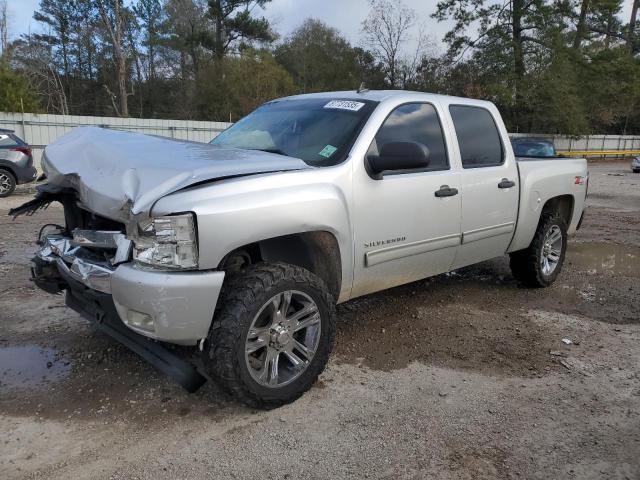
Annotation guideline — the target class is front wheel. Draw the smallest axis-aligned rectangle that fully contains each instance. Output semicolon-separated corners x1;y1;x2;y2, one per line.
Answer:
509;212;568;287
204;262;336;408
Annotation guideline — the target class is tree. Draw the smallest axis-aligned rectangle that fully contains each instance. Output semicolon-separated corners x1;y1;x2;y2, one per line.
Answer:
275;19;365;93
586;0;625;48
11;35;69;114
33;0;79;78
196;48;293;120
353;47;386;89
164;0;209;77
574;0;591;50
133;0;164;79
0;64;41;112
579;47;640;133
96;0;133;116
432;0;567;130
628;0;639;52
0;0;8;57
205;0;274;60
523;50;589;134
361;0;417;88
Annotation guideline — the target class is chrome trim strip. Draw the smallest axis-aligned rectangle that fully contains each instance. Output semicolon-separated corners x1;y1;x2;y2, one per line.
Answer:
365;233;461;267
462;221;515;244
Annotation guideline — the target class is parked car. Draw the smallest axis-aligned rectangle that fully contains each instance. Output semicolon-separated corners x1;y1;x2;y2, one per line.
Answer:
511;137;558;158
632;156;640;173
11;91;589;407
0;129;38;197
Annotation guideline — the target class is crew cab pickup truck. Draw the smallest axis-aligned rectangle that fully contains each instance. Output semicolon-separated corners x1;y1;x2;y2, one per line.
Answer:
11;90;588;407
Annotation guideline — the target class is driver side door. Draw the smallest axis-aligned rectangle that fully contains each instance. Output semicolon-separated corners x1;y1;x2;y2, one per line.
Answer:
351;102;462;298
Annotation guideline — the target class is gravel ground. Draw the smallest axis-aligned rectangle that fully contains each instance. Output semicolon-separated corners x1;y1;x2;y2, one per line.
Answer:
1;161;639;479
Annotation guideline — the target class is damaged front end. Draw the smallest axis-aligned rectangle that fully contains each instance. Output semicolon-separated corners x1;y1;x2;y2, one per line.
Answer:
34;228;130;294
12;185;211;393
13;184;131;296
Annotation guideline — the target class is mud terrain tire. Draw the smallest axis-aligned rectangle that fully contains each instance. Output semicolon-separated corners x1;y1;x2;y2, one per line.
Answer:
205;262;336;408
509;212;568;288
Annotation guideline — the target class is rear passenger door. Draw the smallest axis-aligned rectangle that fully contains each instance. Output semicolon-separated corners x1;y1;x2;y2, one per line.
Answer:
447;104;520;269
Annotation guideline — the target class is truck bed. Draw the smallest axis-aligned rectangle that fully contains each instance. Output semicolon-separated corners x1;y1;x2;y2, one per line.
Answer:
508;156;588;253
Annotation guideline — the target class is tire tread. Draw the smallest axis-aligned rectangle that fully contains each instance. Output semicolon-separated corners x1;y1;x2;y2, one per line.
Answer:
206;262;336;408
509;211;567;288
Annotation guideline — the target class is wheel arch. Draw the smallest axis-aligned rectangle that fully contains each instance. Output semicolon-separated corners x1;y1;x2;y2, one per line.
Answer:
508;193;575;253
0;163;17;179
541;194;574;227
218;230;343;302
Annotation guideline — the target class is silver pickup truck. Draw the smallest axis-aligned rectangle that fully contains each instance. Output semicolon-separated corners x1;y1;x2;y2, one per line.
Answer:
12;90;588;407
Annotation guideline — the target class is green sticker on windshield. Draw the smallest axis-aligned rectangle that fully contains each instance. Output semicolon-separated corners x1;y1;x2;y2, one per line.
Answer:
319;145;338;158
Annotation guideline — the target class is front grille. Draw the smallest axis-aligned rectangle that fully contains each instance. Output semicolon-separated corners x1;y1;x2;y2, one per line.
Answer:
57;200;131;266
62;201;126;235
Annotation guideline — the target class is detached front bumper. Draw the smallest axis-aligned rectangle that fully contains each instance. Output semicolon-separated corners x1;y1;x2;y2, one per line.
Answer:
34;235;225;346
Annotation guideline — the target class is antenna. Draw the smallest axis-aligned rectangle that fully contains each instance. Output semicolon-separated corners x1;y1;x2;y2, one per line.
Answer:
357;82;369;94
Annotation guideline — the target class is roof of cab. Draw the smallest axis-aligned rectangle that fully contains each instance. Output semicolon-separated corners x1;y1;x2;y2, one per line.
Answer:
276;89;493;107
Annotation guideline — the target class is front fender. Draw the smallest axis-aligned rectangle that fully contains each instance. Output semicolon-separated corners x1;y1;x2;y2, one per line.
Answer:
151;169;353;298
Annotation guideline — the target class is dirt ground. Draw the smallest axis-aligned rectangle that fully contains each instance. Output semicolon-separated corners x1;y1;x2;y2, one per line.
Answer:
1;161;639;480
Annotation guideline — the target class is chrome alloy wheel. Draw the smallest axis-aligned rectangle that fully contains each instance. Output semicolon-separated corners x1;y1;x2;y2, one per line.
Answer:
245;290;321;388
0;172;12;195
540;225;563;275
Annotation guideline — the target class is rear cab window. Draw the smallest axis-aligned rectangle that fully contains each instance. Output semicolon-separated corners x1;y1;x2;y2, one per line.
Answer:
449;105;503;168
511;139;556;158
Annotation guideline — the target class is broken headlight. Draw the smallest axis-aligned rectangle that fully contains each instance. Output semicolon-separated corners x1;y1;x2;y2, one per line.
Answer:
133;213;198;270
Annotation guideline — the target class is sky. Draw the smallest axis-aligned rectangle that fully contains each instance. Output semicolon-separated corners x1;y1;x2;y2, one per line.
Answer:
261;0;449;53
4;0;636;52
5;0;448;49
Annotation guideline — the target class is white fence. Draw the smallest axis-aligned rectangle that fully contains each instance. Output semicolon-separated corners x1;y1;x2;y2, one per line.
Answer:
1;112;639;171
509;133;640;155
0;112;232;169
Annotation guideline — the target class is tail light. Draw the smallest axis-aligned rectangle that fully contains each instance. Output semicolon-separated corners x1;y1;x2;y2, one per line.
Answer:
11;147;32;156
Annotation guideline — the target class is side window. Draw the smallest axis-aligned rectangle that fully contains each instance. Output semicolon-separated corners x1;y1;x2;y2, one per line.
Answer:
371;103;448;171
449;105;503;168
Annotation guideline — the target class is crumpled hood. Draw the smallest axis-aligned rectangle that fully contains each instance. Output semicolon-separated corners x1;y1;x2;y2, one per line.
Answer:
42;127;310;222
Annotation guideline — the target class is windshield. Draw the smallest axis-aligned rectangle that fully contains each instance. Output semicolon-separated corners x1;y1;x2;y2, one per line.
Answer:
210;98;377;167
512;139;556;158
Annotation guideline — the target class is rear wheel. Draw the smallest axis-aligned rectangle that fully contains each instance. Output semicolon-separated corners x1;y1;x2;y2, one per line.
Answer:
0;169;16;197
204;262;336;408
509;212;567;287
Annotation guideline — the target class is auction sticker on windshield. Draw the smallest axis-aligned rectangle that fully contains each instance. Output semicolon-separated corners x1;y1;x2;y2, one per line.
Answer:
323;100;365;111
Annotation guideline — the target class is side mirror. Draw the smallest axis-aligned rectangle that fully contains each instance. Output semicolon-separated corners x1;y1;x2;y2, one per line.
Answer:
366;141;430;180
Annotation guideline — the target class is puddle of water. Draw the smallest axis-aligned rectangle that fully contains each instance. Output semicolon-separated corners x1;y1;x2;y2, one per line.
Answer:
567;243;640;277
0;346;71;391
